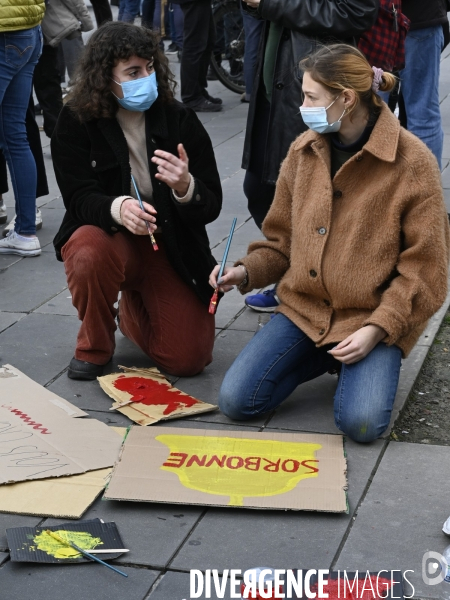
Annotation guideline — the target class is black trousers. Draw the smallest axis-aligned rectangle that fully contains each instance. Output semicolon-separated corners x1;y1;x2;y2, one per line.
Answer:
179;0;215;104
33;45;63;138
0;94;49;198
243;93;276;229
90;0;113;26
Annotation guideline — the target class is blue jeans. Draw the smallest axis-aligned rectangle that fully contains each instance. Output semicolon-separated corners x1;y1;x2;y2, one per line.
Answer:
400;25;444;169
219;314;402;443
118;0;140;22
0;25;42;235
169;3;184;49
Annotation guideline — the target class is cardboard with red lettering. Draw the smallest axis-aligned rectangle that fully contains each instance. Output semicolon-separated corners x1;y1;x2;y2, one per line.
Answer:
98;366;217;426
104;426;348;512
0;365;123;485
0;428;126;519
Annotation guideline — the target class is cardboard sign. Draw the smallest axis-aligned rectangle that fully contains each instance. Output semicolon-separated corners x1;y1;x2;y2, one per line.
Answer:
0;365;122;485
0;428;126;519
104;427;347;512
7;519;125;563
98;366;217;426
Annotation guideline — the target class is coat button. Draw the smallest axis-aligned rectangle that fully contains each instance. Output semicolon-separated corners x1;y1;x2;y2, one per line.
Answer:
91;160;96;167
195;194;201;201
309;269;317;278
275;82;284;90
151;138;156;144
192;278;197;285
324;299;330;306
356;155;363;162
111;226;118;232
318;227;326;235
333;190;342;199
319;328;325;335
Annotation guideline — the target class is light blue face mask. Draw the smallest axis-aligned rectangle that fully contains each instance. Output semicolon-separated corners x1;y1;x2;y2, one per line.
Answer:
112;71;158;112
299;94;346;134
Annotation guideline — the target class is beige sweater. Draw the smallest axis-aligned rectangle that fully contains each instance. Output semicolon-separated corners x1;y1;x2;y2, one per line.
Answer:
111;108;194;224
237;104;450;357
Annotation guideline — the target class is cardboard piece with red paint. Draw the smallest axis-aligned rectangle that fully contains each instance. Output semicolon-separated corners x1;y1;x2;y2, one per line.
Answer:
0;364;123;485
97;366;217;426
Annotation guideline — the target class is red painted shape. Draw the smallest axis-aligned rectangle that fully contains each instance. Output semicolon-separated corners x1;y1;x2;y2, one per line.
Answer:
112;376;199;415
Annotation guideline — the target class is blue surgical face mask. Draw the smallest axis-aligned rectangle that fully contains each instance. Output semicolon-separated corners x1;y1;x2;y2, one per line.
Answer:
299;94;346;134
112;71;158;112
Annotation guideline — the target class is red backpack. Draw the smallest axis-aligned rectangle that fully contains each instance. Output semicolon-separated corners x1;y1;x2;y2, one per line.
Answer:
358;1;411;72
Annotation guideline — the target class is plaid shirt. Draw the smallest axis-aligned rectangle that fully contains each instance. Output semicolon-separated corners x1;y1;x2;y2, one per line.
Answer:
358;1;411;72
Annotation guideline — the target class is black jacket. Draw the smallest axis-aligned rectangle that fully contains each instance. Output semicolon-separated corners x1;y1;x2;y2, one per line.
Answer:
241;0;379;185
52;99;222;306
402;0;448;30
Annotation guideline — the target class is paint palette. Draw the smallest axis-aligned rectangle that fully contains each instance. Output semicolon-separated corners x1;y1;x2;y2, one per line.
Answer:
7;519;126;563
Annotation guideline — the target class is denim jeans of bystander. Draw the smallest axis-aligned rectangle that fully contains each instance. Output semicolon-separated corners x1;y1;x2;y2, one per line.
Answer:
400;25;444;168
219;313;402;443
0;25;42;235
118;0;141;23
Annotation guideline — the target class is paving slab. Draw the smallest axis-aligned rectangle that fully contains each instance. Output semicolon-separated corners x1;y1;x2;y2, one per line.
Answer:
35;208;66;250
86;409;134;427
0;514;42;552
442;133;450;161
147;571;203;600
0;253;25;271
175;329;268;426
213;219;263;263
0;312;24;334
169;439;385;572
213;289;251;330
47;333;154;410
0;251;67;312
44;498;204;569
264;374;340;435
387;343;430;436
39;196;64;210
334;442;450;599
33;288;76;316
0;313;80;385
0;561;159;600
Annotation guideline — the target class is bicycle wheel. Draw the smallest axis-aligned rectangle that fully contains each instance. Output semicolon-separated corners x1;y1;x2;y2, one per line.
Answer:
211;0;245;95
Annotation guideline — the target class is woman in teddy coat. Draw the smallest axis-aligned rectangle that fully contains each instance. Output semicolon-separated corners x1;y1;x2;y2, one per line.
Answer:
210;44;450;443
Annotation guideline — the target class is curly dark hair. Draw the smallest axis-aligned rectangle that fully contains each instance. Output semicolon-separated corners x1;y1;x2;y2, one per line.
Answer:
68;21;177;122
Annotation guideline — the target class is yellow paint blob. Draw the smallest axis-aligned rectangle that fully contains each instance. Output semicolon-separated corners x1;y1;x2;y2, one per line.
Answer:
33;530;103;559
156;435;322;506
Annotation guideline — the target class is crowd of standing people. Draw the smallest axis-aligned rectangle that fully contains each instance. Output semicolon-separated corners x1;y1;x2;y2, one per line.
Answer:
0;0;449;443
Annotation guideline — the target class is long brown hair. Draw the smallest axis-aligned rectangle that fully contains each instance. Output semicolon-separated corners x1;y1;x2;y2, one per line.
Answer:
68;21;177;122
300;44;396;117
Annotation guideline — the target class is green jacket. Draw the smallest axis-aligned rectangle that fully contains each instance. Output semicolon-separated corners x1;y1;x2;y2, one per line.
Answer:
0;0;45;32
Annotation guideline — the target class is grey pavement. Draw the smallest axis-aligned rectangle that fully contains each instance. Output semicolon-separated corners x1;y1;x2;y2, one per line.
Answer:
1;21;450;600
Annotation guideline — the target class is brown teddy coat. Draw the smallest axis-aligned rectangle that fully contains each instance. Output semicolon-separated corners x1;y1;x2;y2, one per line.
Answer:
237;104;450;357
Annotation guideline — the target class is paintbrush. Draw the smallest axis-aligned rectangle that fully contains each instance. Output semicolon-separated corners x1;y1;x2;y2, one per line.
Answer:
130;173;159;251
209;217;237;314
45;530;128;577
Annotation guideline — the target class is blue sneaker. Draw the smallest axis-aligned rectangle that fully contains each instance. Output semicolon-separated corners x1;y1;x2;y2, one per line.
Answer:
245;287;279;312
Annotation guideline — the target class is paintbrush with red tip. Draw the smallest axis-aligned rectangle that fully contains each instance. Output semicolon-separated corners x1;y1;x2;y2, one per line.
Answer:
209;217;237;314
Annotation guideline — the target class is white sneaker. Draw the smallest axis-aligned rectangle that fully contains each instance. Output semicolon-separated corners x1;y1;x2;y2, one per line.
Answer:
2;208;42;237
0;200;6;225
0;230;41;256
444;516;450;535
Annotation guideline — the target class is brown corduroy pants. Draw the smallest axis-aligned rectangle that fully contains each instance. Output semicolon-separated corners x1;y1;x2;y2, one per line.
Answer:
61;225;215;377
